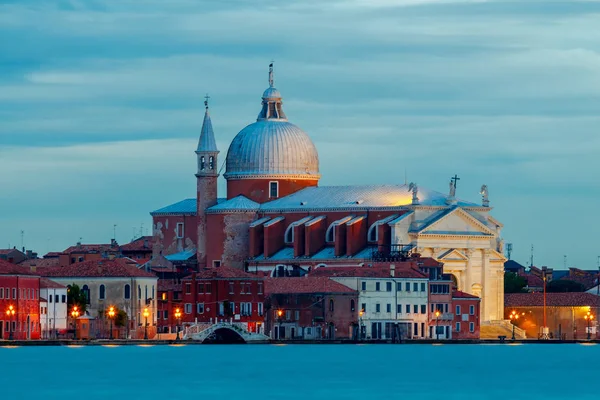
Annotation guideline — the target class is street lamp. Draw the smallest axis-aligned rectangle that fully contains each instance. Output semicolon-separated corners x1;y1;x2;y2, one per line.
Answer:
71;306;80;340
584;311;594;340
509;310;520;340
277;309;283;340
359;309;364;341
6;305;16;341
174;308;182;341
108;306;115;340
143;307;150;340
435;310;441;340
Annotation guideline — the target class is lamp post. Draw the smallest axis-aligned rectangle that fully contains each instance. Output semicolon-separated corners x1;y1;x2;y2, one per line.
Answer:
108;306;115;340
71;306;80;340
509;310;520;340
174;308;182;341
435;310;441;340
143;307;149;340
277;309;283;340
6;305;16;341
584;311;594;340
359;309;364;341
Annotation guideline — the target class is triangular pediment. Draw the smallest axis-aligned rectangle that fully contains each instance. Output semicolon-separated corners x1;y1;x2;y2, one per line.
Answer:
419;207;495;236
437;248;468;261
488;249;507;262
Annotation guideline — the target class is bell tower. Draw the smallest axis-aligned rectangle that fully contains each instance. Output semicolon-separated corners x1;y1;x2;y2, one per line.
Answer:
196;95;219;268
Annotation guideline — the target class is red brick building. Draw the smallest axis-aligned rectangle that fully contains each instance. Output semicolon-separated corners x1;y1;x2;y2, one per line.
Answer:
157;280;182;334
120;236;153;261
452;290;481;339
180;267;265;333
265;277;358;340
0;260;41;340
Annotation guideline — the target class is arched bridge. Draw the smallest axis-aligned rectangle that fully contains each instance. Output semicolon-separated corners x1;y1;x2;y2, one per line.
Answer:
183;322;270;343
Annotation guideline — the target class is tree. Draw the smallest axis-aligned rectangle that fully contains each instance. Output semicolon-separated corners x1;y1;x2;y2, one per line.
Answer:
67;283;88;314
505;272;527;293
547;279;585;293
115;308;128;328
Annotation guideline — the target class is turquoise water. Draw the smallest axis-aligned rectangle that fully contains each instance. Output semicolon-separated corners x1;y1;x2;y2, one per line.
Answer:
1;344;599;399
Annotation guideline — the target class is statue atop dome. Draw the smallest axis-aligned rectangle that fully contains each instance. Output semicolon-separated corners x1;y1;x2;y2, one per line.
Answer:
269;62;274;87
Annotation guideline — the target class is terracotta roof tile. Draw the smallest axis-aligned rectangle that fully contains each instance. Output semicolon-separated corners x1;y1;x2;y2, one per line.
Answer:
18;258;60;269
265;277;356;294
40;277;66;289
0;259;36;275
505;292;600;308
158;280;182;292
62;244;118;254
41;258;156;278
120;237;153;252
452;290;479;299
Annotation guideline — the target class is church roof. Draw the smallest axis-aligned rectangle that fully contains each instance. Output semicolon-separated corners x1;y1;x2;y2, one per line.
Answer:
151;198;197;216
260;185;480;212
207;195;260;213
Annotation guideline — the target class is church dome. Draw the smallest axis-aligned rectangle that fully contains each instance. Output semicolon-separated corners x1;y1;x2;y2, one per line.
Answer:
224;65;320;180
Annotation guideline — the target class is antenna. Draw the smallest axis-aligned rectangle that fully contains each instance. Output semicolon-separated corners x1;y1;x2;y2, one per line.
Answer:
563;255;567;269
530;244;534;268
140;223;144;239
113;224;117;241
20;230;24;250
506;243;513;260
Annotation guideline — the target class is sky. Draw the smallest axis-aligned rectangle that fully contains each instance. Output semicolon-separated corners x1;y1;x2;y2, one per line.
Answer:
1;0;599;269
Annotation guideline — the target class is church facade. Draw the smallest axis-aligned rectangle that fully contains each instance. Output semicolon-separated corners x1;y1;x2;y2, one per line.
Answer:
151;65;506;321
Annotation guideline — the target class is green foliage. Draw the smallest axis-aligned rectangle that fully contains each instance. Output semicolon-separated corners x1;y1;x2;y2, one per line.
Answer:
67;283;88;314
114;308;128;327
547;279;585;293
504;272;527;293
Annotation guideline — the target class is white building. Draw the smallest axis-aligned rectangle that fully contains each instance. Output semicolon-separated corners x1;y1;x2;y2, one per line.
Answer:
42;258;158;338
39;278;68;338
316;265;429;340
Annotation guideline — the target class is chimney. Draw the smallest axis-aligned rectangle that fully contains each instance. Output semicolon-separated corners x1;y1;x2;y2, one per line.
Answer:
144;238;149;248
111;238;118;247
108;253;116;260
390;264;395;277
30;266;37;273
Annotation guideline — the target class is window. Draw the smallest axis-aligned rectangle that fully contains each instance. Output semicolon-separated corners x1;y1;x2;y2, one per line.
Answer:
421;305;426;314
431;303;435;313
138;285;141;299
375;303;381;313
326;224;335;242
456;305;461;315
386;282;392;292
200;155;205;170
12;288;17;299
284;225;294;244
455;322;461;332
176;222;184;239
99;284;105;300
361;303;366;313
405;304;410;313
197;283;204;294
230;302;235;314
386;304;391;313
0;288;3;299
294;310;300;321
258;303;264;316
413;282;418;292
213;260;221;268
197;303;205;314
285;310;291;320
469;322;475;332
258;282;263;294
306;327;312;335
375;282;380;291
82;285;90;304
124;284;131;299
361;281;366;291
413;305;418;314
444;304;449;313
405;282;410;292
329;299;334;312
218;302;224;316
397;304;402;313
368;224;378;242
164;310;169;320
49;295;53;303
185;283;191;295
229;282;234;294
397;282;402;291
206;283;212;294
240;283;246;294
350;300;355;312
469;305;475;315
55;294;59;303
245;283;251;294
209;156;214;170
185;303;192;314
269;181;279;198
421;282;426;292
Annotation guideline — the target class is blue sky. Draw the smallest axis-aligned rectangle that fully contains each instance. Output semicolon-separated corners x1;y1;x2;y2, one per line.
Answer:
1;0;599;269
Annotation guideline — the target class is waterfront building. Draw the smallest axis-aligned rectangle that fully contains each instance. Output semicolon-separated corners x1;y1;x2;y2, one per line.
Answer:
151;64;506;322
41;258;158;338
264;277;358;340
39;278;68;339
505;292;600;339
180;266;265;334
311;263;429;340
0;260;41;340
157;279;182;334
452;291;481;339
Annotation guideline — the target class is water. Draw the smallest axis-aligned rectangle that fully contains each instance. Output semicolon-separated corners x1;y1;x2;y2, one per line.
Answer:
1;343;599;399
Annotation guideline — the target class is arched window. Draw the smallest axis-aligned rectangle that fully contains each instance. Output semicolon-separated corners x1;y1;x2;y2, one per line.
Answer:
326;224;335;242
284;224;294;244
124;284;131;299
99;284;105;300
209;156;214;170
368;223;378;242
200;156;205;170
82;285;90;305
329;299;334;312
138;285;141;299
350;299;355;312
